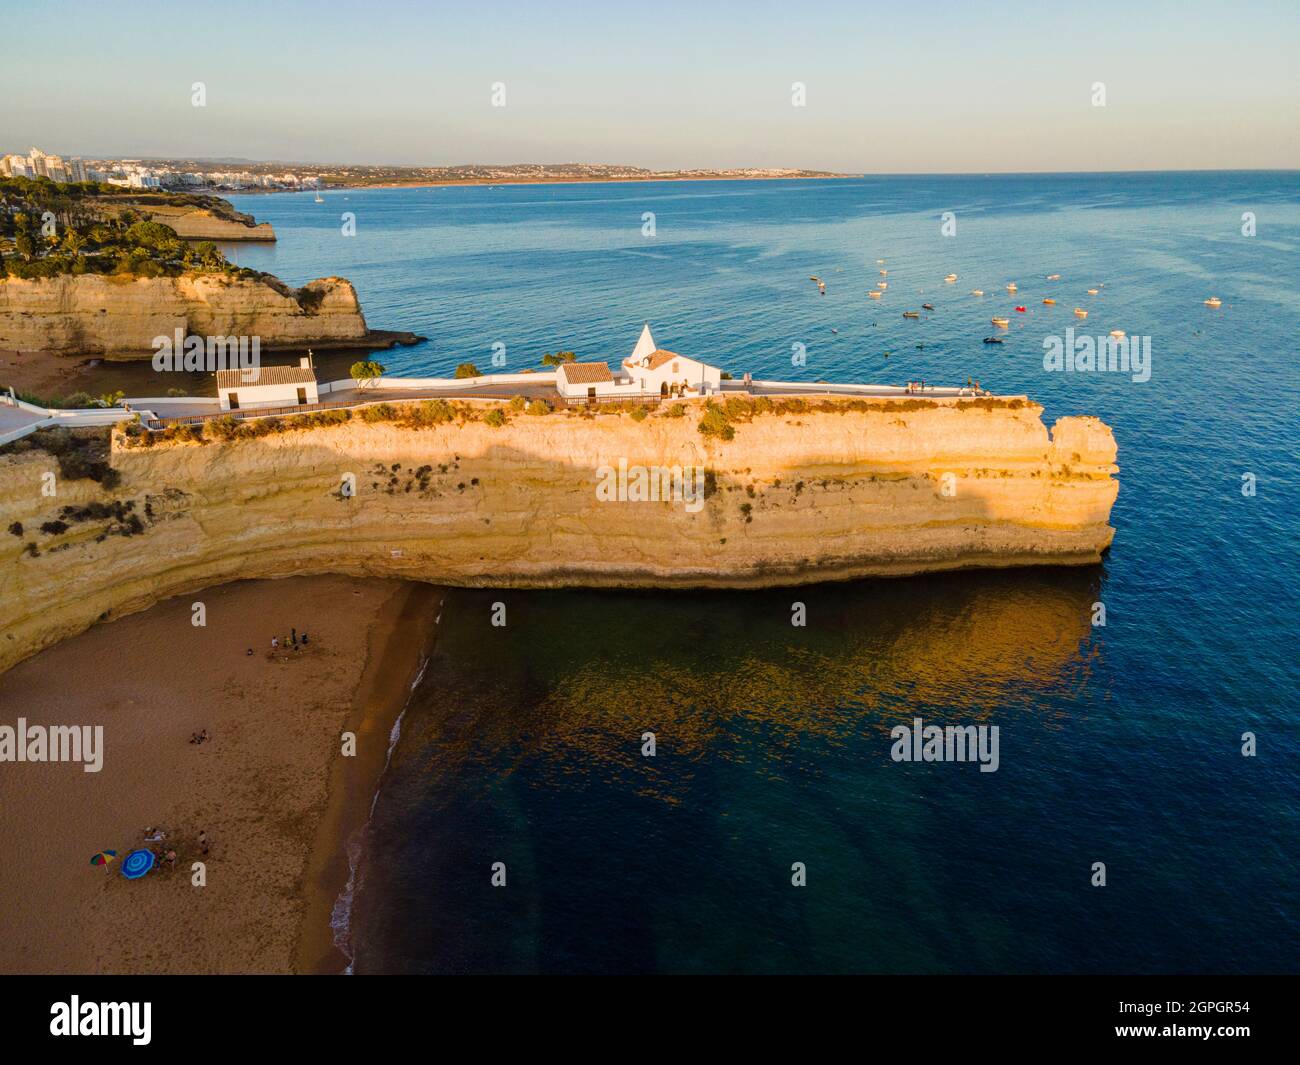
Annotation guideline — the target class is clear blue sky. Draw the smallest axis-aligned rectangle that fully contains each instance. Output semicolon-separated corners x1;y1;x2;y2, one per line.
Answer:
4;0;1298;171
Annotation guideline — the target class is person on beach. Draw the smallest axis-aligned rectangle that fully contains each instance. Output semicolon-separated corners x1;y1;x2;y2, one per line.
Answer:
291;628;297;646
198;831;209;856
246;648;253;656
301;633;309;645
271;636;279;650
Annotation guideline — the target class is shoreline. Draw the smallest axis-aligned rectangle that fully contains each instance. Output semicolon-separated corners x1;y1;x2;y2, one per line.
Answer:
230;174;857;194
293;581;442;975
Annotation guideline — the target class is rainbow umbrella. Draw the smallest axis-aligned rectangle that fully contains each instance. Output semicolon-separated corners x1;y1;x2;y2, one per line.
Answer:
90;850;117;867
120;849;155;880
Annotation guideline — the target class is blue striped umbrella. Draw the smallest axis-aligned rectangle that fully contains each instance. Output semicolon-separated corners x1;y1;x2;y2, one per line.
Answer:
120;849;156;880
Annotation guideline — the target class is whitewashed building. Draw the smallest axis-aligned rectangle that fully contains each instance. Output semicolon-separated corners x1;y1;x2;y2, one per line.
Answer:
216;358;319;411
555;360;621;401
553;325;723;402
620;324;722;397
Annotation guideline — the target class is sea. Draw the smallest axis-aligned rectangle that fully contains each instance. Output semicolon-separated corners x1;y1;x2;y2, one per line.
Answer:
226;173;1299;973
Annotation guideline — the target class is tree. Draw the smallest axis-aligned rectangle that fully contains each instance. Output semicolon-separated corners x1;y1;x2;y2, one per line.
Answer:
541;351;577;366
454;362;481;379
350;360;386;388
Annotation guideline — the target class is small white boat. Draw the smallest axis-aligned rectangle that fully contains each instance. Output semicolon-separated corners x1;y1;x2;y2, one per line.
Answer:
1109;330;1126;338
1087;288;1099;296
1074;307;1088;318
880;269;888;276
944;273;958;283
314;190;324;203
1046;273;1061;281
877;281;888;289
1006;282;1018;292
991;316;1010;327
970;289;984;296
1042;298;1056;305
1204;297;1222;308
868;290;882;299
877;259;886;264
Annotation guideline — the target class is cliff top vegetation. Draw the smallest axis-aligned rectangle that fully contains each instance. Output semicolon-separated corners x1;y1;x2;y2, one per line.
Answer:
0;176;267;283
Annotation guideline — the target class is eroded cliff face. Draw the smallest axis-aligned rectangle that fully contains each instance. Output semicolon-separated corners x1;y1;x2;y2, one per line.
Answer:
0;274;367;357
141;207;276;242
0;398;1118;674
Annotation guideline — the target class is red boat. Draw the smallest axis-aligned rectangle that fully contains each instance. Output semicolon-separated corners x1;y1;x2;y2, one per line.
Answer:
1015;305;1027;313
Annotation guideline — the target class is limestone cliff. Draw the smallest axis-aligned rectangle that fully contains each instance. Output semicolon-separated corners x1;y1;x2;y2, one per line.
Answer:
140;206;276;242
0;397;1118;674
0;274;367;357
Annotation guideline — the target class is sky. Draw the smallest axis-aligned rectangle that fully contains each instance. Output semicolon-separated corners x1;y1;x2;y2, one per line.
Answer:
3;0;1299;172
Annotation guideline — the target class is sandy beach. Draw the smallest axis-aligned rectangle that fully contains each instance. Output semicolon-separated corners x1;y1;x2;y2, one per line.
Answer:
0;575;440;974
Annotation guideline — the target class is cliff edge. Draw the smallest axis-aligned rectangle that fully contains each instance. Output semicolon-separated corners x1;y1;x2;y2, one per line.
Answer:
0;396;1118;674
0;274;368;357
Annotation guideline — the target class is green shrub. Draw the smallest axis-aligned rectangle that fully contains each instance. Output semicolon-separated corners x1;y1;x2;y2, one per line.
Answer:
526;400;551;416
697;403;735;441
404;399;455;427
483;408;506;428
360;403;398;423
454;362;481;379
507;395;527;412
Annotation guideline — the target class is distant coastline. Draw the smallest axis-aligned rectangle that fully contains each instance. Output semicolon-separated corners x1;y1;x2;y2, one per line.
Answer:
233;172;860;194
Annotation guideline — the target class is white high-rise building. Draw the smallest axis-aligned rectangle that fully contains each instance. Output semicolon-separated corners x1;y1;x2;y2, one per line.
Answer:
1;154;34;178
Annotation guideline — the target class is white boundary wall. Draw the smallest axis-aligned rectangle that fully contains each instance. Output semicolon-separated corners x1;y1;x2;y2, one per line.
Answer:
318;372;559;395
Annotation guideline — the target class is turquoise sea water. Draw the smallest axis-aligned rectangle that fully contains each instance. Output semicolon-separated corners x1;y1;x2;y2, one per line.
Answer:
230;174;1299;973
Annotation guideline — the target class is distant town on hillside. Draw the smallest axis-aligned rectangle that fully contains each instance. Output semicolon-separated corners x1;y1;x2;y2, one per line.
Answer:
0;150;850;192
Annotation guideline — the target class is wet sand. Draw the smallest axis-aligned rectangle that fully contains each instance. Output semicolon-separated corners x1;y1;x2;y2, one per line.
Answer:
0;575;440;974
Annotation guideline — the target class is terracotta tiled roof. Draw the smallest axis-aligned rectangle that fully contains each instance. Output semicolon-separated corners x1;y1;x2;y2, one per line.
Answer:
558;361;613;383
645;349;684;371
215;365;316;390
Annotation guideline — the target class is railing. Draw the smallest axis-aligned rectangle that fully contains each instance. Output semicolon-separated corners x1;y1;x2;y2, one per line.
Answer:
147;396;363;429
561;394;663;408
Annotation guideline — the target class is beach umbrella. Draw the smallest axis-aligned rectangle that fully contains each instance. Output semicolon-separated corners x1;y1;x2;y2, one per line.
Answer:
89;850;117;867
120;849;155;880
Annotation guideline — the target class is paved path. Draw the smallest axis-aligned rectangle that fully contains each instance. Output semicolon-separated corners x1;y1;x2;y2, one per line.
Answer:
0;403;51;445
